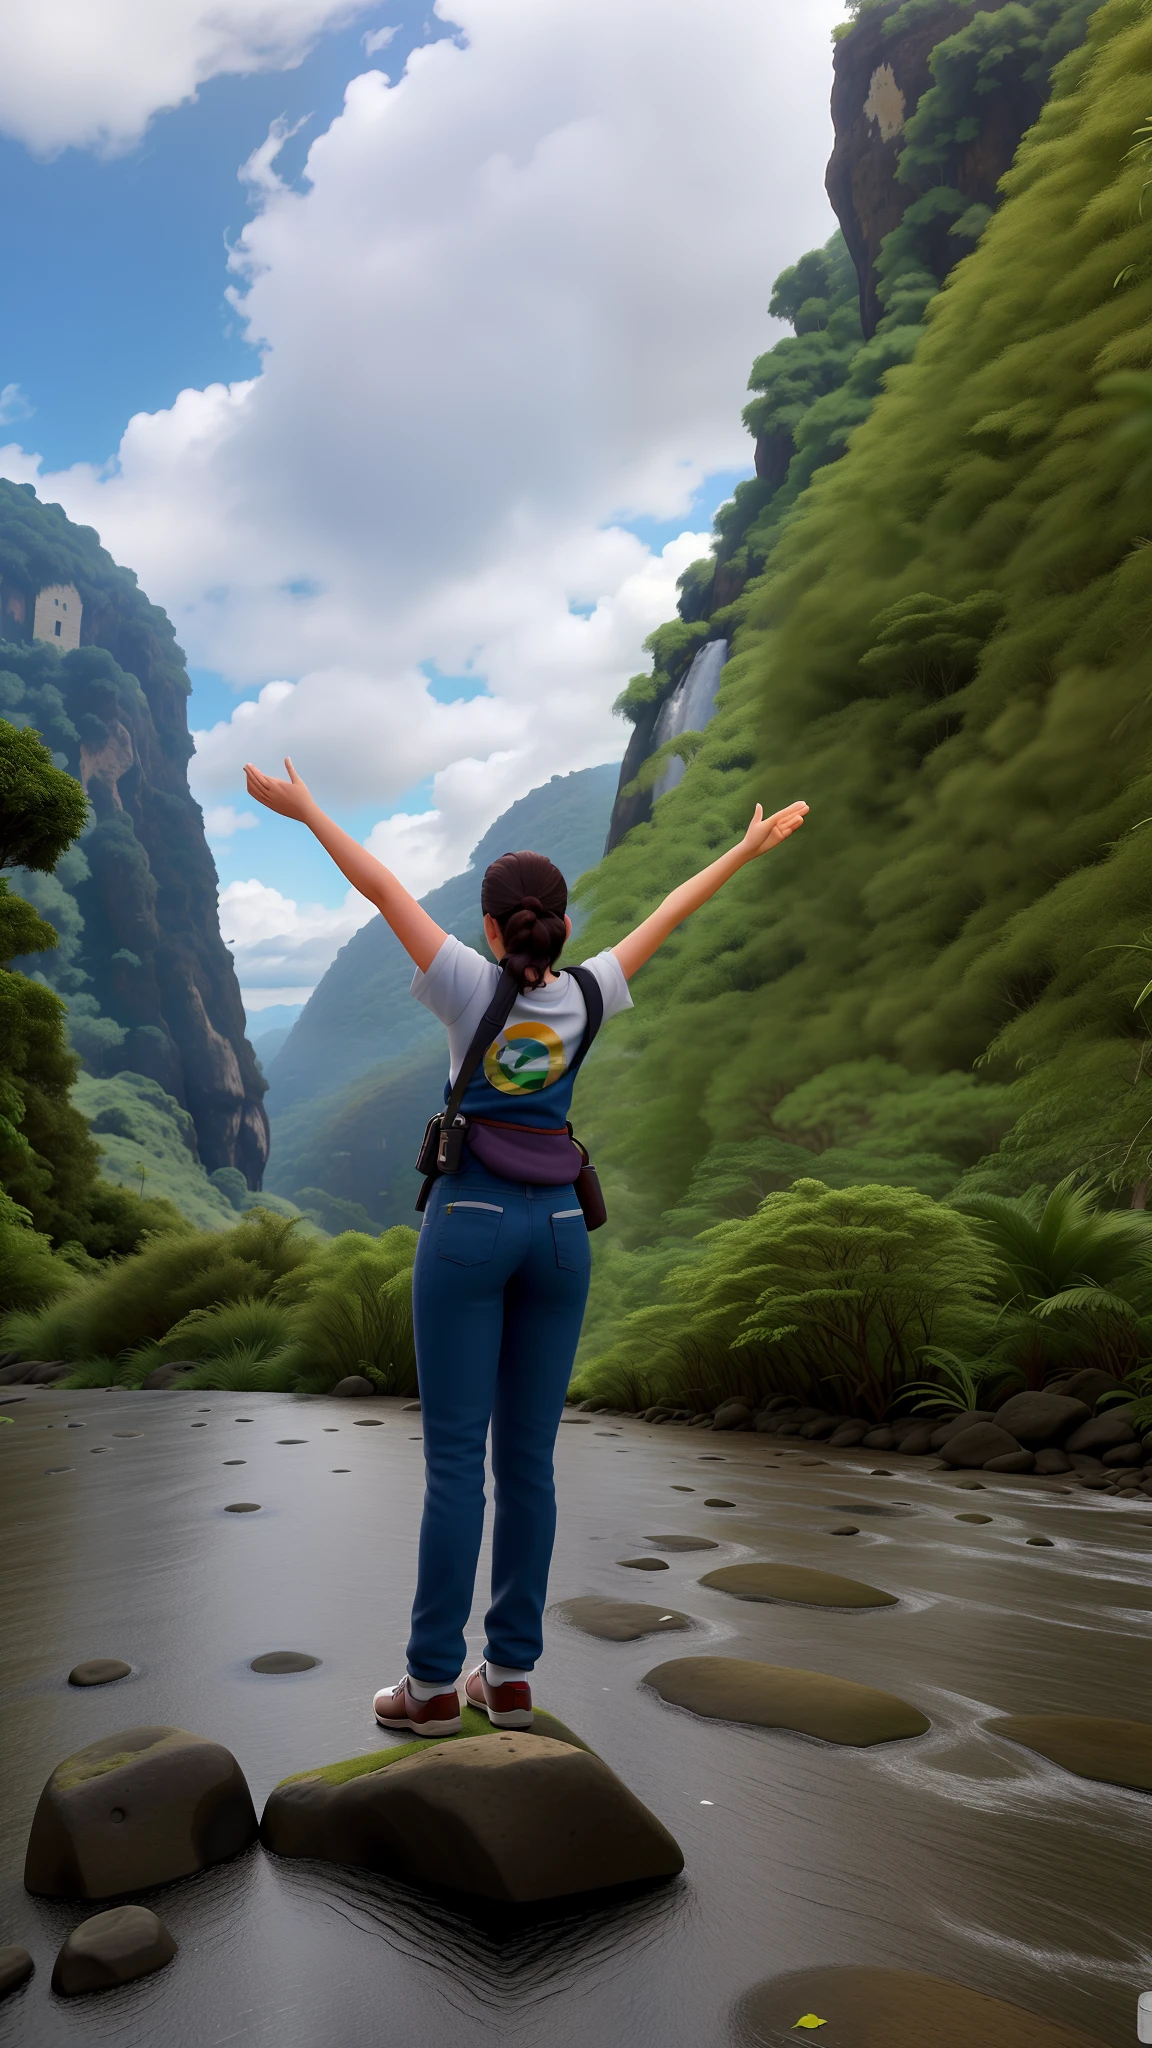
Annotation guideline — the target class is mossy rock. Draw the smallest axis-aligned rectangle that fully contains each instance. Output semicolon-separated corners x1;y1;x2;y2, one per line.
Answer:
699;1563;896;1609
644;1656;929;1745
986;1713;1152;1792
262;1716;683;1904
553;1598;692;1642
733;1964;1111;2045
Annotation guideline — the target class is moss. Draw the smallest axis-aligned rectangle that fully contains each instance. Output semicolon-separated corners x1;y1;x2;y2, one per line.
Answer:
278;1706;592;1787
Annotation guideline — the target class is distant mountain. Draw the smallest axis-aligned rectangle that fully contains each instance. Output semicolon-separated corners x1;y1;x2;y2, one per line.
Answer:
263;763;619;1221
264;764;619;1113
247;1002;304;1072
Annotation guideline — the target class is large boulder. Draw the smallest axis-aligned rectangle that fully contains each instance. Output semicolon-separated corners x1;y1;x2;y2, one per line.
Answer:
992;1392;1090;1446
1064;1409;1137;1456
939;1422;1024;1469
24;1726;258;1899
928;1409;994;1449
644;1656;928;1745
332;1375;374;1398
261;1717;682;1904
51;1906;175;1996
732;1963;1111;2046
0;1360;68;1385
1047;1367;1123;1409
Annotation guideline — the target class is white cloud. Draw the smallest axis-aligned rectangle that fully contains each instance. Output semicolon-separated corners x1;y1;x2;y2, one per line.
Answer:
0;0;372;156
0;383;32;424
203;804;259;838
218;876;374;989
2;0;842;977
362;24;397;53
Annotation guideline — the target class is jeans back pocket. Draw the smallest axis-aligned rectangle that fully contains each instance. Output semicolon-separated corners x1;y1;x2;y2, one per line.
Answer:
438;1198;504;1266
550;1207;589;1273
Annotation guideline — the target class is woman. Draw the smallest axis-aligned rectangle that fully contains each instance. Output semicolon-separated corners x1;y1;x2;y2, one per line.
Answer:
243;754;807;1735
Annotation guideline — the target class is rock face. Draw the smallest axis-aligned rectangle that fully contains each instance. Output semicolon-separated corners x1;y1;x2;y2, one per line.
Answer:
732;1964;1111;2047
987;1713;1152;1792
51;1906;175;1997
993;1392;1090;1445
644;1657;928;1745
24;1725;258;1899
262;1729;683;1904
0;479;267;1184
553;1598;691;1642
700;1563;896;1609
825;2;1044;338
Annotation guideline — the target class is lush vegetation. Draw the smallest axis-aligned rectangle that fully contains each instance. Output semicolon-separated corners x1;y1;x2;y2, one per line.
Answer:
1;1208;419;1395
567;0;1152;1408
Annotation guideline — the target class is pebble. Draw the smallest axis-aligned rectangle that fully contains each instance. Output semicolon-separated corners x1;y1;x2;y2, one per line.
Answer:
277;1438;306;1445
644;1535;719;1551
68;1659;131;1687
354;1420;384;1428
704;1498;734;1508
671;1485;694;1491
0;1946;33;1997
113;1432;142;1439
250;1651;320;1673
829;1525;859;1536
1026;1535;1054;1546
618;1556;669;1571
956;1512;992;1524
224;1502;261;1513
223;1459;245;1465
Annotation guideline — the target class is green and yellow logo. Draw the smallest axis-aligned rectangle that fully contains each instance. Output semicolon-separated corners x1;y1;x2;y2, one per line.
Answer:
484;1021;567;1095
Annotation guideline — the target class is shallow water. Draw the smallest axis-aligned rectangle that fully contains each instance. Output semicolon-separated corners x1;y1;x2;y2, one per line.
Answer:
1;1390;1151;2046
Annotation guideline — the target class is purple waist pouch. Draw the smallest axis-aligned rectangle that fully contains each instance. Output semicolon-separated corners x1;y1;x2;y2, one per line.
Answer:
465;1121;581;1185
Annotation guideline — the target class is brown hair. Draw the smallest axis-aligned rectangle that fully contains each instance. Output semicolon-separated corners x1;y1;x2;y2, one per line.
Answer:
481;850;568;992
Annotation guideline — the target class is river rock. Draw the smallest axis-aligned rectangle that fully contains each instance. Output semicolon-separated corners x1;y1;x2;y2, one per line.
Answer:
1103;1442;1145;1466
24;1725;258;1899
644;1534;719;1551
699;1563;896;1609
928;1409;995;1449
618;1556;668;1571
0;1359;69;1385
1064;1410;1137;1456
828;1420;869;1446
1033;1447;1073;1474
68;1660;131;1688
250;1652;320;1673
984;1450;1036;1472
711;1400;753;1431
142;1362;198;1390
993;1391;1090;1446
798;1415;838;1439
554;1598;690;1641
940;1422;1024;1468
644;1656;928;1745
861;1427;895;1449
987;1712;1152;1791
1047;1367;1122;1409
332;1376;374;1398
732;1963;1111;2046
0;1946;33;1997
893;1424;935;1455
261;1727;683;1903
51;1906;175;1996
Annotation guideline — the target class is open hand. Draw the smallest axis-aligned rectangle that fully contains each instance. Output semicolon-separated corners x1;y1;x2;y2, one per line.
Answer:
739;800;808;861
243;756;315;822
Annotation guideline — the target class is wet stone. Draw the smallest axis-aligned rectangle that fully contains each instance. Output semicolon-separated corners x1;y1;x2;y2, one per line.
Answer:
644;1534;719;1552
0;1946;34;1997
986;1714;1152;1792
24;1724;258;1898
225;1502;261;1513
261;1718;683;1904
671;1485;695;1491
277;1438;306;1445
701;1563;896;1609
704;1498;735;1508
332;1376;373;1397
68;1660;131;1688
223;1459;245;1466
644;1656;928;1745
733;1963;1111;2047
1025;1536;1055;1546
829;1525;859;1536
353;1419;384;1427
554;1597;691;1642
51;1905;176;1997
112;1432;142;1439
617;1556;669;1571
956;1513;992;1524
250;1652;320;1674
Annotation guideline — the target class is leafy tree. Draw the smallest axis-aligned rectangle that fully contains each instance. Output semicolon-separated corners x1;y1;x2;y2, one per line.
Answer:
0;718;87;872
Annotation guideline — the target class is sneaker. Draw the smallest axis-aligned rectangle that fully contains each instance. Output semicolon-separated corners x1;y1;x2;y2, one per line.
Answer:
372;1677;462;1736
464;1662;534;1729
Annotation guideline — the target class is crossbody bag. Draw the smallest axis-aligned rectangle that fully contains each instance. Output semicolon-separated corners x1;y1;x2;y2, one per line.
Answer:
413;961;608;1228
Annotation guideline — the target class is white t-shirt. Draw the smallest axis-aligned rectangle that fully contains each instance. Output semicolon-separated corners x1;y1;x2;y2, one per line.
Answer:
412;936;632;1095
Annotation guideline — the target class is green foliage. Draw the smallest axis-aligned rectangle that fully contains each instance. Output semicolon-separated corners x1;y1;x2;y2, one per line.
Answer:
285;1228;419;1395
75;1073;241;1231
956;1175;1152;1382
0;719;87;873
569;0;1152;1334
0;1187;80;1314
574;1180;994;1418
902;1345;1024;1414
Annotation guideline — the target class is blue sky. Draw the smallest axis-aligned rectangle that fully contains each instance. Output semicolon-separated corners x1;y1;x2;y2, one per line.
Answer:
0;0;839;1001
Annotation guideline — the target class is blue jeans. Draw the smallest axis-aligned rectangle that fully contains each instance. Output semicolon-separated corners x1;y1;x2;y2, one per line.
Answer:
407;1161;591;1685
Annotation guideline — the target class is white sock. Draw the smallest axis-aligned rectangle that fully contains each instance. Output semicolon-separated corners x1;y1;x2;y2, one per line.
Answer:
406;1672;459;1700
484;1660;529;1687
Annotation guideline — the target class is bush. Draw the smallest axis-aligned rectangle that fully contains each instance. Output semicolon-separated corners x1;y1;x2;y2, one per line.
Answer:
0;1188;80;1314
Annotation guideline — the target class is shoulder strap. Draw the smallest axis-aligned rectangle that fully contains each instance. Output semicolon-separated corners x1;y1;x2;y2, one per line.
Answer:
567;964;604;1082
443;964;520;1125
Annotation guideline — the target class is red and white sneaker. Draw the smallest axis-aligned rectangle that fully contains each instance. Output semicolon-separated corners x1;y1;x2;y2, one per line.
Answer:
372;1677;462;1736
464;1662;534;1729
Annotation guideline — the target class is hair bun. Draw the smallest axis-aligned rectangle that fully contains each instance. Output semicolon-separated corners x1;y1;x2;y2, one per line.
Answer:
521;895;543;916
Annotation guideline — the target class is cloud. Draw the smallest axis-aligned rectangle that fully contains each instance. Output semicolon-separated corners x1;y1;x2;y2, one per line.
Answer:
362;24;397;53
0;384;33;425
203;804;259;838
3;0;842;957
218;876;374;989
0;0;372;156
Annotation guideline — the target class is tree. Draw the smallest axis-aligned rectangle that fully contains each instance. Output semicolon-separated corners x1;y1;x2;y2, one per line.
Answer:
0;718;88;874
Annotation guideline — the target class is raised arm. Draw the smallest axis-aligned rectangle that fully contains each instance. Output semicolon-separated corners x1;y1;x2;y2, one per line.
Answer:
612;800;808;982
243;758;447;973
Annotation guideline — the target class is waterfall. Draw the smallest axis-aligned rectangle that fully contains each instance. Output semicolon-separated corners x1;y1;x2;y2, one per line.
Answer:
650;638;728;800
